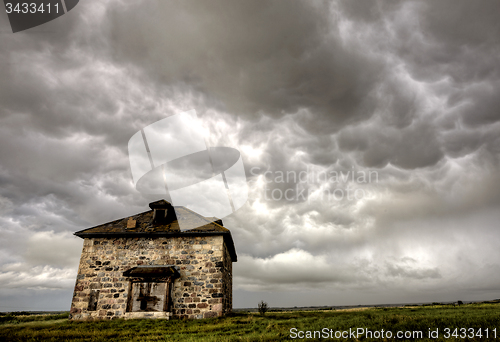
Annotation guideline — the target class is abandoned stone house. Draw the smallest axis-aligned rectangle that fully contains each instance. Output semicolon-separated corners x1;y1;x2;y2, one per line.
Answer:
69;199;237;320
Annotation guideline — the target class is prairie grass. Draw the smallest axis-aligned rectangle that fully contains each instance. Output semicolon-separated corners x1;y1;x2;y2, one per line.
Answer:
0;313;69;326
0;303;499;341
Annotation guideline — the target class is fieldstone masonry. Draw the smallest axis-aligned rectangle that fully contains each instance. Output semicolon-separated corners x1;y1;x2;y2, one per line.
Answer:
69;200;236;321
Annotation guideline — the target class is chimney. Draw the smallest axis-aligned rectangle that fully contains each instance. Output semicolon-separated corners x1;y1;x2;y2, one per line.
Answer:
149;199;176;225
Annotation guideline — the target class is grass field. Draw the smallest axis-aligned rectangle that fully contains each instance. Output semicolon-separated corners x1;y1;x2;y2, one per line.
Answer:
1;302;499;341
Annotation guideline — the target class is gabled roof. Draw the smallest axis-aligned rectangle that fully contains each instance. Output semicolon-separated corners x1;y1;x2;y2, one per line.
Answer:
74;200;237;261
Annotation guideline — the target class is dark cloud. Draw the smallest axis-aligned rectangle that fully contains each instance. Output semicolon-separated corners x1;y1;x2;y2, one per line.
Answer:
102;0;387;132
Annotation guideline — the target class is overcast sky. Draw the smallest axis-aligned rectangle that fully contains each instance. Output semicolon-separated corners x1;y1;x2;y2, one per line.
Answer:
1;0;500;311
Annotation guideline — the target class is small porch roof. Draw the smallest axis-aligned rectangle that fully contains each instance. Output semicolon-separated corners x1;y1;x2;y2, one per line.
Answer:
123;265;180;278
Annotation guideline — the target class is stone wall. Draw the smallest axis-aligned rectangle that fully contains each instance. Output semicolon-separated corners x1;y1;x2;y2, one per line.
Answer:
222;242;233;313
69;235;232;320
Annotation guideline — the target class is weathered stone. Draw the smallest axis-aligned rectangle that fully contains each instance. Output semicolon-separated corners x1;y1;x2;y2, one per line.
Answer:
204;311;218;318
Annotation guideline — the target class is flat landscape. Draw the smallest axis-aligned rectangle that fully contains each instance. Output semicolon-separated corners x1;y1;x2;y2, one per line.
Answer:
1;301;499;341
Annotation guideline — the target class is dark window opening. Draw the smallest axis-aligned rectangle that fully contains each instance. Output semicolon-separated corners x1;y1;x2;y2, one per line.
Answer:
87;290;99;311
153;209;167;224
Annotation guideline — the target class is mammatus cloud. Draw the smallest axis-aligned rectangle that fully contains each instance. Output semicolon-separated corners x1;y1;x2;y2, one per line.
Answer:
0;0;500;310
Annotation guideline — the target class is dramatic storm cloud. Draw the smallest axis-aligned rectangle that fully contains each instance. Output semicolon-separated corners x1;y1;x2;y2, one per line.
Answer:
0;0;499;311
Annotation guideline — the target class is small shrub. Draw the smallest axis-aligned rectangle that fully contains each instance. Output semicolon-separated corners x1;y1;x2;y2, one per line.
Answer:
258;301;268;316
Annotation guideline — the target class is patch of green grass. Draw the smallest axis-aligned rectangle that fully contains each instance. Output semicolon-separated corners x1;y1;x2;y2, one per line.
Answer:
0;313;69;325
0;304;499;341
